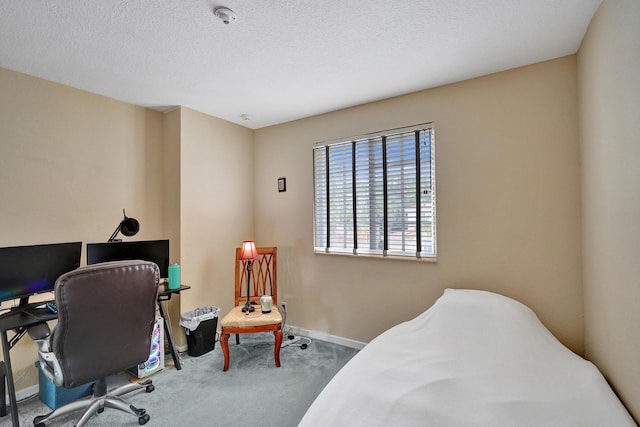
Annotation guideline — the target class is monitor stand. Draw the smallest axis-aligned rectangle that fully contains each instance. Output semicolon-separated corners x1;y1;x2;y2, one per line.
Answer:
7;297;31;312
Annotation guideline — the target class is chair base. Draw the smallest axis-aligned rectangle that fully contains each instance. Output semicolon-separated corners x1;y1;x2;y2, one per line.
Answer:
33;378;154;427
220;327;283;372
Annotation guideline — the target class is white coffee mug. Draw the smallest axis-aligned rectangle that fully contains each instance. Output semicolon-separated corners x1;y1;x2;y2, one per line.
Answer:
260;295;273;313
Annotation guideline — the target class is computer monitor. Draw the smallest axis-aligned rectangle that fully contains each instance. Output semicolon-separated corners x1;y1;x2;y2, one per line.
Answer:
86;240;170;278
0;241;82;306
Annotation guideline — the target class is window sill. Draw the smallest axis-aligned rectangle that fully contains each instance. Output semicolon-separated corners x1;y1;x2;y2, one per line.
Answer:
313;249;437;263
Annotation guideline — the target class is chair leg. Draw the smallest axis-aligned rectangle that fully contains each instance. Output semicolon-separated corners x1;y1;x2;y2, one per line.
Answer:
273;329;283;368
34;396;95;427
110;378;154;398
220;332;231;371
33;378;153;427
75;399;103;427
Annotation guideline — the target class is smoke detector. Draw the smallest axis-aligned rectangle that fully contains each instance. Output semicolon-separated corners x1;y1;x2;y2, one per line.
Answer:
214;7;236;24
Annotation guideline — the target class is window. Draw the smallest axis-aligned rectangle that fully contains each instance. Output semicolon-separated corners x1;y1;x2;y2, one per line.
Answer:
313;124;436;259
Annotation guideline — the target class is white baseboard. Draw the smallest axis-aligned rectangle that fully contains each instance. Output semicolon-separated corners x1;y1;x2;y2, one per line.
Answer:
285;325;367;350
214;324;366;350
8;383;39;404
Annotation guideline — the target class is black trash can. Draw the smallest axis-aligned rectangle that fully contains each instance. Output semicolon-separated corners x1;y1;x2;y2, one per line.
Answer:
179;306;219;357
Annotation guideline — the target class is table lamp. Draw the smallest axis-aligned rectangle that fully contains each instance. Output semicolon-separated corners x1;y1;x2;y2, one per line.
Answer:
239;240;259;313
108;209;140;242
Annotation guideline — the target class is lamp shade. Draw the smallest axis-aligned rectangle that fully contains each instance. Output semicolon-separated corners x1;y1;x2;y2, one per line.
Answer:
108;209;140;242
119;216;140;237
239;240;259;260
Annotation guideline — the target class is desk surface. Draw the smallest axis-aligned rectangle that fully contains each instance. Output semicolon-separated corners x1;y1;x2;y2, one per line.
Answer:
159;284;191;295
0;284;190;327
0;303;57;331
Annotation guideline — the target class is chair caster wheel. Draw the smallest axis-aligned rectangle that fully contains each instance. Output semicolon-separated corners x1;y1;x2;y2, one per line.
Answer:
138;414;150;425
146;384;155;393
34;414;47;426
98;407;105;413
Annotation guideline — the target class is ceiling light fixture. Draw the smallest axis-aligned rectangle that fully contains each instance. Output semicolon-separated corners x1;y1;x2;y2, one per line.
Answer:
240;114;252;121
214;7;236;24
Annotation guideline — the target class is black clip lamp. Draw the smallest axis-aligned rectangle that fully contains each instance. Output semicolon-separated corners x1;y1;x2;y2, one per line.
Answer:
108;209;140;242
239;240;259;313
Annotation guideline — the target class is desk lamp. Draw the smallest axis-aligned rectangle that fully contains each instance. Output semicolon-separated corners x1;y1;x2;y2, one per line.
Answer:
108;209;140;242
239;240;259;313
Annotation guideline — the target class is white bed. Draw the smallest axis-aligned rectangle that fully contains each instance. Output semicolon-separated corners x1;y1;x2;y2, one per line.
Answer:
299;289;636;427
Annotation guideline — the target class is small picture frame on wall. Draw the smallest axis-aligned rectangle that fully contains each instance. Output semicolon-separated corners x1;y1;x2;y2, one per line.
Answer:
278;177;286;192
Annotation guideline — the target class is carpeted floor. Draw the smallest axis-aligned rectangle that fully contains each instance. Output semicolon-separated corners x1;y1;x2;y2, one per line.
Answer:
11;334;358;426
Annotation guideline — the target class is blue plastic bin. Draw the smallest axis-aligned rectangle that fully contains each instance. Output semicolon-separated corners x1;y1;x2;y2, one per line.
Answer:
36;362;94;409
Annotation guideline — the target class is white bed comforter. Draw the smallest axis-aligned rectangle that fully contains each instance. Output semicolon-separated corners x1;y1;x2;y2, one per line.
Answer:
299;289;636;427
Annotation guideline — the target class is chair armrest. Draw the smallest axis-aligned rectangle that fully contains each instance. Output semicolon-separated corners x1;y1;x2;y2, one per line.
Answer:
27;323;64;387
27;322;51;341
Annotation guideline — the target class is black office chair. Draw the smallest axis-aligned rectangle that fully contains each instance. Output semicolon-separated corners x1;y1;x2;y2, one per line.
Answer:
28;260;160;426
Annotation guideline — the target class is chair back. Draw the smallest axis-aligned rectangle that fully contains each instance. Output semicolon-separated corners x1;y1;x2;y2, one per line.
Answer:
52;260;159;388
234;247;277;306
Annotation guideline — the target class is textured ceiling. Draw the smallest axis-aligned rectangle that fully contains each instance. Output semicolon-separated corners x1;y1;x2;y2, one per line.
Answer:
0;0;601;129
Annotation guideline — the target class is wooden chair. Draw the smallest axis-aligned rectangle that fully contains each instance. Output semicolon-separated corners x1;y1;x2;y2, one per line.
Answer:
219;246;283;371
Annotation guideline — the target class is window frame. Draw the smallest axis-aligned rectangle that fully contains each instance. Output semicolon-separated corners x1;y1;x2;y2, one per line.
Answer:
313;123;437;261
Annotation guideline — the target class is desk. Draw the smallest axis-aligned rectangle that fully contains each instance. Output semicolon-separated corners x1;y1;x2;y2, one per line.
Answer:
157;284;190;370
0;285;190;426
0;303;57;427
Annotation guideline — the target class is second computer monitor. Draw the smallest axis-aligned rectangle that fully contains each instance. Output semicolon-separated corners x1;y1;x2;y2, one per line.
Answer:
86;240;170;278
0;241;82;305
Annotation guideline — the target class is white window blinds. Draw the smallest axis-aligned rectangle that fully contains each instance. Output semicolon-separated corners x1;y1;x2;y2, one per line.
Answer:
313;124;436;259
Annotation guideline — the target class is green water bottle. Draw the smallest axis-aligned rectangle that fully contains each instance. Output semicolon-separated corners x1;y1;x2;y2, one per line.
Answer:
168;263;181;290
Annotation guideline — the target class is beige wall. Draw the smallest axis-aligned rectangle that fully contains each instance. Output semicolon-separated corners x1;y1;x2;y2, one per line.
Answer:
0;67;165;392
178;107;255;319
161;108;184;347
156;106;255;348
254;56;585;354
578;0;640;419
